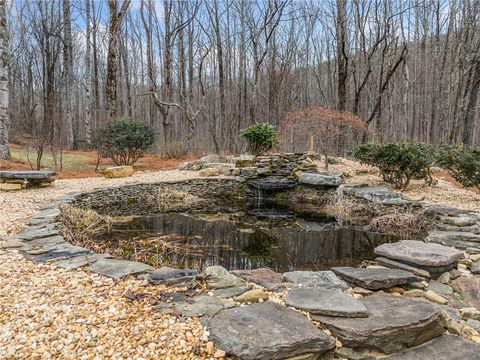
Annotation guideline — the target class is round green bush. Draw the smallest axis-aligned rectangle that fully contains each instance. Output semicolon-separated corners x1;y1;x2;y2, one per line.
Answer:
351;142;435;189
436;145;480;189
240;123;278;156
94;118;155;166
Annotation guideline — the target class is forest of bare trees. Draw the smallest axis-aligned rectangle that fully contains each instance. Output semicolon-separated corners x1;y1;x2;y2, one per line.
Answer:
2;0;480;156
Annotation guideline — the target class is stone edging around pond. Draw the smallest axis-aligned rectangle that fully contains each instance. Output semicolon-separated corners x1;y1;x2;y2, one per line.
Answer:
3;177;480;359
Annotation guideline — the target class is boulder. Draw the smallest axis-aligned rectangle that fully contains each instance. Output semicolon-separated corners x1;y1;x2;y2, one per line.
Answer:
374;240;463;267
313;296;444;354
332;267;422;290
384;336;480;360
283;271;349;291
338;183;409;205
209;301;335;360
200;154;225;163
298;172;343;187
103;166;134;178
199;167;221;177
205;266;244;289
234;154;256;168
285;288;368;317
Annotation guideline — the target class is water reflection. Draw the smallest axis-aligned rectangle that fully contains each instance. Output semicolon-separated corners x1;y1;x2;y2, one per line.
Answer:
112;208;400;272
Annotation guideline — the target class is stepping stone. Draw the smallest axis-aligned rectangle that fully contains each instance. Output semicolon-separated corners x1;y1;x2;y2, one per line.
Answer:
146;267;198;285
427;280;453;297
26;235;65;248
176;295;228;318
374;240;463;267
209;301;335;360
283;271;349;291
205;266;244;289
17;224;59;241
23;244;91;263
53;254;110;269
452;277;480;309
298;172;343;187
285;288;368;317
230;268;284;290
428;237;480;251
313;296;444;354
86;258;153;279
214;286;251;298
375;257;430;278
332;267;422;290
428;231;480;243
384;336;480;359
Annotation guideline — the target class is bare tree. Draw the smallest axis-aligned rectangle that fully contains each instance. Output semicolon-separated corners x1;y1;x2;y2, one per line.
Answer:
0;0;8;160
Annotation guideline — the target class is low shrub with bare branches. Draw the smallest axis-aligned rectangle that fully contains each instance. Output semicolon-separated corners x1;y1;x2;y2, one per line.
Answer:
370;212;433;239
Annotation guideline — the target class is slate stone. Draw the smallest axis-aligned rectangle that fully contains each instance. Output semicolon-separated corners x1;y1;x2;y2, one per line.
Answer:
147;267;198;285
209;301;335;360
427;236;480;251
384;336;480;360
214;286;251;298
204;266;244;289
298;172;343;187
285;288;368;317
332;267;422;290
23;244;91;263
471;260;480;274
0;170;56;179
335;347;375;360
375;257;430;278
428;231;480;243
53;254;110;269
427;280;453;297
452;277;480;309
26;235;65;249
374;240;463;267
86;258;153;279
283;271;349;291
17;224;59;241
230;268;285;290
313;296;444;354
338;183;409;205
176;295;226;318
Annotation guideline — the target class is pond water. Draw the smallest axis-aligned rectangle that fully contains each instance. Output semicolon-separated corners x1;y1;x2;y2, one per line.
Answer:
109;204;401;272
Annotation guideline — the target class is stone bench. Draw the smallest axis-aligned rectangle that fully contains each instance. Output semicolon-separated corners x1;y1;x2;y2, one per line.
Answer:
0;170;57;190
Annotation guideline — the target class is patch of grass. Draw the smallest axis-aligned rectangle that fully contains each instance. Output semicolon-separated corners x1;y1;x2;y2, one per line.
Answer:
10;148;92;170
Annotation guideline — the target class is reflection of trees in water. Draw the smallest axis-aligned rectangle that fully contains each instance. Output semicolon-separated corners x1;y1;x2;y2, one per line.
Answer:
109;212;401;272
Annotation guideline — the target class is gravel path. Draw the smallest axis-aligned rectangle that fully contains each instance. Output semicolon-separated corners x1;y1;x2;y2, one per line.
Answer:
0;170;218;359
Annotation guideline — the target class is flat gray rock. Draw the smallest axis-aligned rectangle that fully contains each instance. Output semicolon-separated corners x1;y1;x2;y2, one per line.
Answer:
384;336;480;360
214;286;251;298
177;295;226;318
471;260;480;274
86;258;153;279
148;267;198;283
53;254;110;269
230;268;284;290
452;277;480;309
427;236;480;251
285;288;368;317
298;172;343;187
0;170;56;179
375;257;430;278
17;224;59;241
332;267;422;290
205;266;244;289
209;301;335;360
313;296;444;354
283;271;349;291
374;240;463;267
427;280;453;297
26;235;65;248
339;184;409;205
23;243;91;263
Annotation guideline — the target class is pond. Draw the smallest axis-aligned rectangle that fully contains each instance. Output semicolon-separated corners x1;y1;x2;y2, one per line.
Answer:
104;202;402;272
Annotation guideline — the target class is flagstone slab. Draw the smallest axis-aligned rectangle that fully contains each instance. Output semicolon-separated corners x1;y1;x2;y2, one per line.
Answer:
452;277;480;309
230;268;285;290
384;336;480;359
374;240;463;267
209;301;335;360
283;271;349;291
285;288;368;317
86;258;153;279
313;296;444;354
332;267;422;290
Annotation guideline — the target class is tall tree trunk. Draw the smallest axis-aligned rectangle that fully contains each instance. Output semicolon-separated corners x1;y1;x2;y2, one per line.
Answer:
0;0;8;160
63;0;75;148
463;56;480;146
84;0;92;146
105;0;131;121
336;0;348;110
